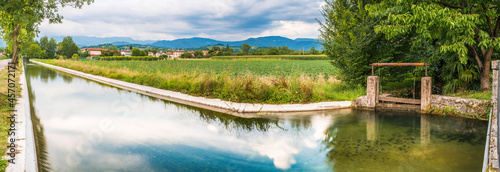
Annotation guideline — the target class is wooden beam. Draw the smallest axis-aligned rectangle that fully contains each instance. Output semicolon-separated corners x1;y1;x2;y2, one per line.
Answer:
379;96;421;105
371;63;426;67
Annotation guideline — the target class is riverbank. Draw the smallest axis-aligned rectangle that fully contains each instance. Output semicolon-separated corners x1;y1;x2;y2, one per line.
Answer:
37;59;364;104
1;61;37;171
31;60;352;115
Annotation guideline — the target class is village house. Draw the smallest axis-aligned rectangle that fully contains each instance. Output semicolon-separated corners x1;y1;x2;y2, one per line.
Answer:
166;52;173;59
120;50;132;56
148;52;154;57
172;50;184;58
0;52;5;56
202;50;209;56
81;48;102;57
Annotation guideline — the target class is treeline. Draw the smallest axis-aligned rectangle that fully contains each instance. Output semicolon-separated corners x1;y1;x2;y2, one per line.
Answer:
27;36;80;59
319;0;500;93
185;43;322;58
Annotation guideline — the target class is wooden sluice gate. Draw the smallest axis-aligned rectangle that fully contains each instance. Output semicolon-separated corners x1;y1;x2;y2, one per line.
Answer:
366;63;431;112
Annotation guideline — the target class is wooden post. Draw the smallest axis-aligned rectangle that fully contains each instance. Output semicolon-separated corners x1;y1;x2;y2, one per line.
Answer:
421;77;432;111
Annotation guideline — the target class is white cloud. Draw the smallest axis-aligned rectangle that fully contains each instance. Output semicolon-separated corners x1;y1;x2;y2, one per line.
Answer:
258;20;320;39
38;0;324;41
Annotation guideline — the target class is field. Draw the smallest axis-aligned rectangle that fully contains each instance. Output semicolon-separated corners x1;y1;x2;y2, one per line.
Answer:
212;55;329;60
62;59;336;77
40;59;364;104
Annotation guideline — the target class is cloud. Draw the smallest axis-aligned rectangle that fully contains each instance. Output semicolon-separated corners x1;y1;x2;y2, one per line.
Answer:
258;20;320;39
39;0;325;41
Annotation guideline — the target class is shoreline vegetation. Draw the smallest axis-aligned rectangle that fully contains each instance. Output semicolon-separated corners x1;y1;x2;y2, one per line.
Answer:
0;62;22;171
39;59;364;104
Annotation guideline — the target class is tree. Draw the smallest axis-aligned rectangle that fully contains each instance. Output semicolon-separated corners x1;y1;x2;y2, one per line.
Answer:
132;48;141;56
26;44;45;59
241;43;251;55
194;50;204;58
318;0;417;85
59;36;80;59
0;0;93;66
367;0;500;91
129;45;133;50
310;47;318;55
181;52;193;58
39;36;57;59
109;45;118;51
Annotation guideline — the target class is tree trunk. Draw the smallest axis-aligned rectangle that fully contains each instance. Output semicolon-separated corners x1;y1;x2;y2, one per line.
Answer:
10;24;20;67
480;46;494;91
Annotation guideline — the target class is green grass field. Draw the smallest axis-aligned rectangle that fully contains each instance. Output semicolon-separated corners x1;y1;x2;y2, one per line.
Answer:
212;55;329;60
40;59;363;104
53;59;337;77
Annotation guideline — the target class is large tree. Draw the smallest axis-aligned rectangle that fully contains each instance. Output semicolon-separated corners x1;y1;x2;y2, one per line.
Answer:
39;36;57;59
241;43;251;55
0;0;93;66
367;0;499;91
59;36;79;59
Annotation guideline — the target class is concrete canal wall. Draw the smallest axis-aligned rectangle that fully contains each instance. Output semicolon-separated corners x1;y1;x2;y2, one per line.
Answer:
485;60;499;172
4;62;38;172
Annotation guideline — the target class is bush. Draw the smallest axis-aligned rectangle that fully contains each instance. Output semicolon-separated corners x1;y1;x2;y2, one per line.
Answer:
71;54;79;60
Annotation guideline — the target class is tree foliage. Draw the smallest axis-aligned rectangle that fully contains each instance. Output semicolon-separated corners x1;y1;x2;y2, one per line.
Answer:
39;36;57;59
131;48;141;56
58;36;80;59
0;0;93;65
26;44;45;59
367;0;499;90
241;43;251;54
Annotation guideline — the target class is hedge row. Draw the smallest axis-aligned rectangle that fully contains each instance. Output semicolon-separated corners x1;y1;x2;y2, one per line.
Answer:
98;56;165;61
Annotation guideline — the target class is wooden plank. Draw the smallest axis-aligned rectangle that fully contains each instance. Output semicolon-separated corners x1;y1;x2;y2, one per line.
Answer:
376;103;421;112
371;63;426;67
379;96;421;105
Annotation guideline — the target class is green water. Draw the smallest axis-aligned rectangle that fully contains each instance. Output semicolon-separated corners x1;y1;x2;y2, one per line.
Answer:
24;63;487;171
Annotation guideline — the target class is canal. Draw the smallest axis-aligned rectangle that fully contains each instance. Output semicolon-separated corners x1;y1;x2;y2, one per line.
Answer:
25;62;487;171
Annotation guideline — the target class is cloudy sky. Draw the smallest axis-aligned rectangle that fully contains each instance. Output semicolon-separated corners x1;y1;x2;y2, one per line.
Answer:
38;0;326;41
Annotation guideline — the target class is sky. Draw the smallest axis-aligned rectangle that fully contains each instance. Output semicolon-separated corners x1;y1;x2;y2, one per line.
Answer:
38;0;326;41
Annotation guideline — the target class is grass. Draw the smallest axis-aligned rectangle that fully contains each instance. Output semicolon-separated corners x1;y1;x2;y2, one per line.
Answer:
446;91;492;100
212;55;329;60
0;63;22;171
49;59;337;77
40;59;363;104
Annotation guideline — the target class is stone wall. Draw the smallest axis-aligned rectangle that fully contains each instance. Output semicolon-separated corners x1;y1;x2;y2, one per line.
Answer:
429;95;491;119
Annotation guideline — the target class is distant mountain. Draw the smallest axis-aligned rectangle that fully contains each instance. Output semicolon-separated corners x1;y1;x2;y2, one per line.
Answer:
150;36;321;50
26;35;321;50
150;37;223;49
48;36;155;47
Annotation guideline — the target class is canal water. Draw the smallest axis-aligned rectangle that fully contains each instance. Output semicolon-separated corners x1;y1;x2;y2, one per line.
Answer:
25;62;487;172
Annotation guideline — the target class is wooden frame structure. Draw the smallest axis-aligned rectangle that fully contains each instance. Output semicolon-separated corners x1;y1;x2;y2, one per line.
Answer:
368;63;429;106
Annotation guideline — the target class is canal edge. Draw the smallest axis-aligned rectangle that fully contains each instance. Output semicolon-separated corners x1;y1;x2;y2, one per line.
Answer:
30;60;351;116
5;63;38;172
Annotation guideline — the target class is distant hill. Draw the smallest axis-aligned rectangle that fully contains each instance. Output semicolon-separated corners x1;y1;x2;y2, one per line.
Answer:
150;36;321;50
2;36;321;50
48;36;155;47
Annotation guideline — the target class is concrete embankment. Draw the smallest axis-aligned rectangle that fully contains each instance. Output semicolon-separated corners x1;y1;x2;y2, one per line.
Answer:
31;60;351;116
4;61;38;172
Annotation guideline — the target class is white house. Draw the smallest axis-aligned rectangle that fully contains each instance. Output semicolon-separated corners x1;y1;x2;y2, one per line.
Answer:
120;50;132;56
81;48;102;57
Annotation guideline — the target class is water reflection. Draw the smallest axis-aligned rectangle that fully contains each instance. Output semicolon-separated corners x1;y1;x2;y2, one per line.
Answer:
24;63;487;172
25;63;50;171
